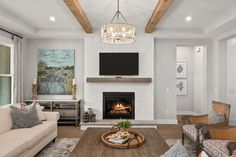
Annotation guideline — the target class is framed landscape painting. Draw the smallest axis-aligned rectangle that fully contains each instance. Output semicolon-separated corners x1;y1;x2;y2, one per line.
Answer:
176;79;187;96
37;49;75;95
176;62;187;78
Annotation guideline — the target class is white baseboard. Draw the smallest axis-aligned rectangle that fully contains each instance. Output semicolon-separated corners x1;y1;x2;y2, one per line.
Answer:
229;119;236;125
155;119;178;124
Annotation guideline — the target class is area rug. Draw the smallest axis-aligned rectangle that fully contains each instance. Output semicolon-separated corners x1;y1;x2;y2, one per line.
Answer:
165;139;196;157
36;138;79;157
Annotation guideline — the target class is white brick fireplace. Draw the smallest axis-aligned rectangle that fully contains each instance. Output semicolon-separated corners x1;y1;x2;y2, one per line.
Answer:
84;35;154;120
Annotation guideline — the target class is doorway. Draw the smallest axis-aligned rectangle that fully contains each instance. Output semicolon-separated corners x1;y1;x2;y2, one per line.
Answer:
176;46;207;115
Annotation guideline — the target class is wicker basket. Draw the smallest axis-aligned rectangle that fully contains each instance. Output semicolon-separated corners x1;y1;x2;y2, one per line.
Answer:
101;130;145;149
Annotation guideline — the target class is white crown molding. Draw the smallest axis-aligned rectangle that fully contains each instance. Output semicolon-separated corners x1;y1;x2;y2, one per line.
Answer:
25;28;208;39
213;27;236;41
205;10;236;36
25;28;86;39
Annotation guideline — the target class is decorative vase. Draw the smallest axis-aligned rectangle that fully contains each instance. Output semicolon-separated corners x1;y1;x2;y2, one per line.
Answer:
88;108;93;114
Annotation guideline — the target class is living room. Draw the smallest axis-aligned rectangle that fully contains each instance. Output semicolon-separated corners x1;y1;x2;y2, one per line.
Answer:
0;0;236;157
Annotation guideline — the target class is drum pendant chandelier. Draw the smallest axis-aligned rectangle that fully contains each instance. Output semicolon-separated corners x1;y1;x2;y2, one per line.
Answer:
101;0;136;44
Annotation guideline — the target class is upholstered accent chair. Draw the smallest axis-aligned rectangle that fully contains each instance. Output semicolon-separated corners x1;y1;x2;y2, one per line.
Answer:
182;101;231;154
201;126;236;157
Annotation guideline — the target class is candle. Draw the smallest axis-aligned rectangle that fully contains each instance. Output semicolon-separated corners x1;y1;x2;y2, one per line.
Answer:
33;78;37;85
72;79;76;85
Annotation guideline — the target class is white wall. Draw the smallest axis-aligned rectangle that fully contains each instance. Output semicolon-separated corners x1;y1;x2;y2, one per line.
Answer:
23;39;84;100
154;39;211;122
218;40;228;101
176;46;194;112
226;38;236;123
193;46;207;114
21;37;214;123
84;35;154;120
176;46;207;114
155;40;177;122
216;37;236;124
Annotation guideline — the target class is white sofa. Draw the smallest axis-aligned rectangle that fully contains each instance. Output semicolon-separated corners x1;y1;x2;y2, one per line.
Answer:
0;106;59;157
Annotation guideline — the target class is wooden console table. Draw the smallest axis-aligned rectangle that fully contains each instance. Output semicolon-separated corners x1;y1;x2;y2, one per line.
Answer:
25;99;80;126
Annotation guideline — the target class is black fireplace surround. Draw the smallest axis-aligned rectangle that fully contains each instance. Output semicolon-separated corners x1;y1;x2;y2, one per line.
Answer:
103;92;135;119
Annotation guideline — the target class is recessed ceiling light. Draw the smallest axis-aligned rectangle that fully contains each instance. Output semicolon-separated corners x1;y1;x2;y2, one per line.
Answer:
49;16;56;22
196;47;201;53
185;16;192;22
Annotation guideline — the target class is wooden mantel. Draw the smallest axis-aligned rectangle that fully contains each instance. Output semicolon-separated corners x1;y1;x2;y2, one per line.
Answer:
86;77;152;83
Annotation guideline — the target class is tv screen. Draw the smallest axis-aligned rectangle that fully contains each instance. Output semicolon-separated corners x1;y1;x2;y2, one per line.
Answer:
99;53;139;75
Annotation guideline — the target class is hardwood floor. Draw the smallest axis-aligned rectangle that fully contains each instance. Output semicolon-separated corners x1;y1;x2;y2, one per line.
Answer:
58;124;182;140
58;125;84;138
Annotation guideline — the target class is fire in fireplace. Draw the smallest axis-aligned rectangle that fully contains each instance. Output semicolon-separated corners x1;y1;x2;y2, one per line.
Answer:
103;92;135;119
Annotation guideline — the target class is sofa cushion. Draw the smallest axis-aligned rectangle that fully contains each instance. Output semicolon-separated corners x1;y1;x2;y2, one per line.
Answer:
0;127;45;149
0;108;13;135
0;138;28;157
203;140;230;157
31;121;57;136
10;103;42;129
36;103;47;121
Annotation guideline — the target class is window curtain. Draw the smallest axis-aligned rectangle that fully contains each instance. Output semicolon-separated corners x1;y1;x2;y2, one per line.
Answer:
13;36;23;103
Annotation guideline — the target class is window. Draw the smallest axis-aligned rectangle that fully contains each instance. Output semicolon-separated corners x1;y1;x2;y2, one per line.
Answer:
0;43;13;106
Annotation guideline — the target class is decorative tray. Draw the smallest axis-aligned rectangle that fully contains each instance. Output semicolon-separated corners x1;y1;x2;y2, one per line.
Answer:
101;129;145;149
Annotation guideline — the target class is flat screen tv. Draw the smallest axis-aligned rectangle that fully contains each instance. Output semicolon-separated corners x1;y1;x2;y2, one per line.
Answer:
99;53;139;75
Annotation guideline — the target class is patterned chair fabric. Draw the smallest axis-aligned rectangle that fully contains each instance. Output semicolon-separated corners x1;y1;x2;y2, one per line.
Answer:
183;125;197;142
183;125;204;143
203;140;236;157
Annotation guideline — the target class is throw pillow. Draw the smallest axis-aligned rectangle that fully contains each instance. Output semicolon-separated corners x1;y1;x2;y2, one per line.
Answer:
160;141;189;157
35;103;47;121
10;103;42;129
208;110;225;124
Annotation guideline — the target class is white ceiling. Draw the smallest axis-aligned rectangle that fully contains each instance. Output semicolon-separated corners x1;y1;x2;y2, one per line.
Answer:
0;0;80;29
0;0;236;38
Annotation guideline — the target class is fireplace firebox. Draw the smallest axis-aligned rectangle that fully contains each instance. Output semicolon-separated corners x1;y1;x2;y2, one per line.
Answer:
103;92;135;119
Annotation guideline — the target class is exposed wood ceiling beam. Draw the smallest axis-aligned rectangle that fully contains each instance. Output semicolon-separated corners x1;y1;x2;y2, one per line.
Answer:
145;0;173;33
64;0;93;33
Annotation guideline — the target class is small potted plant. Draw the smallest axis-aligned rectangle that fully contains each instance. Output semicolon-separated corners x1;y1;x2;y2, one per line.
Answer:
116;120;132;132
